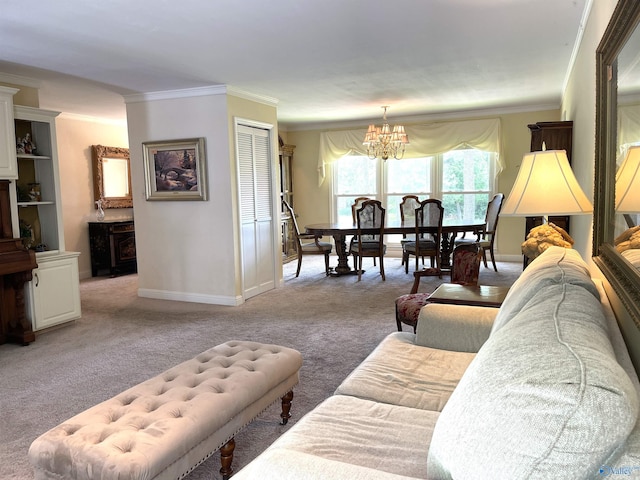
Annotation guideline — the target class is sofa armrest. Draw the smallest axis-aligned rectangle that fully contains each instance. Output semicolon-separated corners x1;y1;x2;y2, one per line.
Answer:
416;303;498;352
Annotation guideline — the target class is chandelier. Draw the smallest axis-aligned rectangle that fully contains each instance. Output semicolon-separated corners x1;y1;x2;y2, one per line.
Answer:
363;106;409;160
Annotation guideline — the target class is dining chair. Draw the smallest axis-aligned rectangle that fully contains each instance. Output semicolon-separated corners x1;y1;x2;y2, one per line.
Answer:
399;195;421;268
282;200;333;277
349;196;383;266
351;199;386;281
402;199;444;274
455;193;504;272
395;242;483;332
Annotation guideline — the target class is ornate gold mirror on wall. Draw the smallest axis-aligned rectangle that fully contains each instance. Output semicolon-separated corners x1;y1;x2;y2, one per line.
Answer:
91;145;132;209
594;0;640;327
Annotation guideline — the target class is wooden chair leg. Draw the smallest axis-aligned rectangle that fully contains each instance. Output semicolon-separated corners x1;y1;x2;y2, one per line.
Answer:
395;304;403;331
380;254;385;281
296;253;303;277
324;253;330;276
220;437;235;480
280;390;294;425
489;248;498;272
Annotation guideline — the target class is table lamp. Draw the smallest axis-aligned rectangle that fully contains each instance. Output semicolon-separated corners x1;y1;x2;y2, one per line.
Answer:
616;145;640;213
501;149;593;259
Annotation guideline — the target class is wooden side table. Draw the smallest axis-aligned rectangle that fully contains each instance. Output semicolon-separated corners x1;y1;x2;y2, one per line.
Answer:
428;283;509;308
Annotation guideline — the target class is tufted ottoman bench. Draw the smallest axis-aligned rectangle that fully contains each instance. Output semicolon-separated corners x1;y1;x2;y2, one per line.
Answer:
28;340;303;480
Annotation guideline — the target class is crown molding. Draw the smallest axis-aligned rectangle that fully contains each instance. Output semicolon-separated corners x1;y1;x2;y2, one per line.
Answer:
283;102;562;132
123;84;278;107
0;72;42;89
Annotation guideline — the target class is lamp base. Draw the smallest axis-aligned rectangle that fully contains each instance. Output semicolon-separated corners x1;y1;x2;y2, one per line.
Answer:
521;222;574;260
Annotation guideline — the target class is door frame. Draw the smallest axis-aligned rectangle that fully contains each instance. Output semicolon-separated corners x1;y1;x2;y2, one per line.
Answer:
233;117;280;301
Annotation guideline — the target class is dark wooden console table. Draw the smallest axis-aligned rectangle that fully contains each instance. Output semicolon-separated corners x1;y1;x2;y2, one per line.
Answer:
88;220;137;277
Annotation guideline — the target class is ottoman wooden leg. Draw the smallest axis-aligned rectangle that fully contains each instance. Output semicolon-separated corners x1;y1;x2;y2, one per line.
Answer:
220;437;235;480
280;390;294;425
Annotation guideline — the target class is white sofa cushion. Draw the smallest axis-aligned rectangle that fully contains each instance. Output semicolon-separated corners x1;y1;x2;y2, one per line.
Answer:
236;394;439;479
490;246;598;335
335;332;475;411
427;283;639;480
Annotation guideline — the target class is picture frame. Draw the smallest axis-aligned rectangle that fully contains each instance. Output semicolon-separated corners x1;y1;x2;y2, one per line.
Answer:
142;138;207;201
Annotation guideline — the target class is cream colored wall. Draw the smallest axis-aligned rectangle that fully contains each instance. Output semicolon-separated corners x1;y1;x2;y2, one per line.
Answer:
55;116;129;278
286;108;561;260
561;0;640;370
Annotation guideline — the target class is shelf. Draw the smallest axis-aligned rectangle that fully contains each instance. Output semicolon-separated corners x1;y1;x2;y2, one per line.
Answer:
18;201;55;207
17;154;51;160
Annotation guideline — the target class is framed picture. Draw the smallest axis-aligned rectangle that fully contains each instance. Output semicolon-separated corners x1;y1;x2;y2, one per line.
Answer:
142;138;207;201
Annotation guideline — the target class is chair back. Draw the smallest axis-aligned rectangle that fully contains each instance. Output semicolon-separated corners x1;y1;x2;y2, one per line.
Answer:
414;198;444;268
400;195;421;240
451;243;482;285
282;200;302;247
484;193;505;239
356;200;385;247
351;197;372;224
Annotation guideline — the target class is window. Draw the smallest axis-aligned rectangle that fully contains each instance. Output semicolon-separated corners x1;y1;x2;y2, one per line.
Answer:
332;149;496;243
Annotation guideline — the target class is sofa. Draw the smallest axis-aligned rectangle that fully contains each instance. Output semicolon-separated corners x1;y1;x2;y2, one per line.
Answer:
233;246;640;479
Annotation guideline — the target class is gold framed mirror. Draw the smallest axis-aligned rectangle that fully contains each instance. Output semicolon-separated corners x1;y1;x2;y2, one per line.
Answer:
594;0;640;328
91;145;132;209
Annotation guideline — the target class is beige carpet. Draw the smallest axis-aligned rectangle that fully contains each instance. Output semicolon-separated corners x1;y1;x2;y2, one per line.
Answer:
0;254;522;479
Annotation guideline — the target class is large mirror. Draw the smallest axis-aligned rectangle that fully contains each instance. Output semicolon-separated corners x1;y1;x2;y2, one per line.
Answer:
594;0;640;327
91;145;132;208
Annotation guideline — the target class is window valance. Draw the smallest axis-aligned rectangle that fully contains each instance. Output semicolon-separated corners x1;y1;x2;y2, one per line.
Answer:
318;118;502;185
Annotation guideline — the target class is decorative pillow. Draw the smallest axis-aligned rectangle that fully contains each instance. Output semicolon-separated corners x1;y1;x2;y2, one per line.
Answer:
490;246;598;335
427;283;639;480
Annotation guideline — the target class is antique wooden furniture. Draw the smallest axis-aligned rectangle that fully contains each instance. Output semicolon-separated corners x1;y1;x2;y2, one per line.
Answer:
279;140;296;260
428;284;510;307
88;220;137;277
399;195;421;268
403;199;444;274
91;145;132;209
351;200;386;281
395;243;483;332
0;180;37;345
305;220;484;277
455;193;505;271
282;200;332;277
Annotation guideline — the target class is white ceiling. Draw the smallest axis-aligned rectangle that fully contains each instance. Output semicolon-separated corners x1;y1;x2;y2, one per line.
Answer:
0;0;589;128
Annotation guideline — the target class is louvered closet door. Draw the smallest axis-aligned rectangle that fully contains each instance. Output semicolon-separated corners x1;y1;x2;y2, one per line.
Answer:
238;124;276;299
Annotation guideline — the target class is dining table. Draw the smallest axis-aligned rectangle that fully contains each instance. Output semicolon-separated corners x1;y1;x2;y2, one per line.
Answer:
304;220;485;276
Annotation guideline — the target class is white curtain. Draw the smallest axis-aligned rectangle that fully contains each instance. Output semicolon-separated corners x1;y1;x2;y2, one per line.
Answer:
618;104;640;163
318;118;502;185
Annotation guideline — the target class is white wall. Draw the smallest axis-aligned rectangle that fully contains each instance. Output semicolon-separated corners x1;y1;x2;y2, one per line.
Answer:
125;89;278;305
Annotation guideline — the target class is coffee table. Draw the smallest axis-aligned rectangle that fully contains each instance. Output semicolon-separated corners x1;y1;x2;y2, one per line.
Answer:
428;283;510;307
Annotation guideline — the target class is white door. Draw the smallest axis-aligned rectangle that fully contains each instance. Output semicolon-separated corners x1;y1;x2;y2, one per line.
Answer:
237;124;276;299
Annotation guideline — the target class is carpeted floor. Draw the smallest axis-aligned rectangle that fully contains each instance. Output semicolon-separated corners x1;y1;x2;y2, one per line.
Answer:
0;254;521;479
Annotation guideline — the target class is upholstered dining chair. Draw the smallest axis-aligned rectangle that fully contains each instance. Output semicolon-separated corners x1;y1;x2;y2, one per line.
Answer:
282;200;333;277
399;195;421;268
350;196;384;266
402;198;444;274
351;199;386;281
395;242;483;332
455;193;504;272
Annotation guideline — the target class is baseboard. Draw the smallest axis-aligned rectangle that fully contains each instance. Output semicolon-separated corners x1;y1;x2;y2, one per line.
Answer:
138;288;242;306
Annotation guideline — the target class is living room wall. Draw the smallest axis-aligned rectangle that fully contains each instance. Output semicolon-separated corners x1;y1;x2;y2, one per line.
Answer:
285;108;562;261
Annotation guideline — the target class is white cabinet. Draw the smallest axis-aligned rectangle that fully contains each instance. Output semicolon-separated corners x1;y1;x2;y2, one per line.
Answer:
11;106;81;331
0;86;19;179
26;252;81;331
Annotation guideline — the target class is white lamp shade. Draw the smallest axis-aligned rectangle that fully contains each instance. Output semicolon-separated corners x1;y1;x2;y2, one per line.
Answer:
502;149;593;216
616;145;640;213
